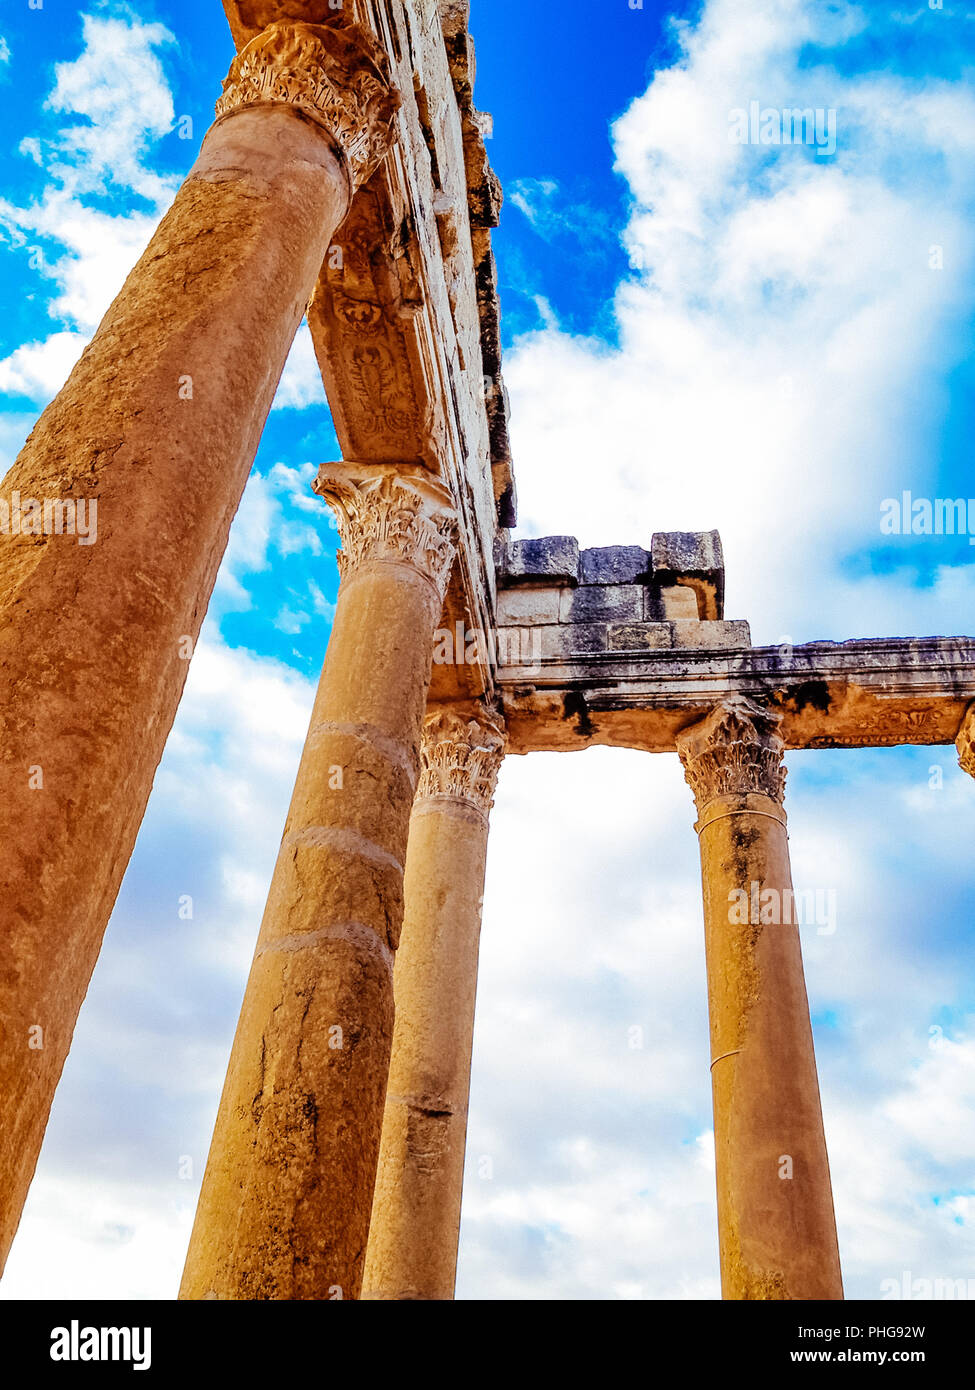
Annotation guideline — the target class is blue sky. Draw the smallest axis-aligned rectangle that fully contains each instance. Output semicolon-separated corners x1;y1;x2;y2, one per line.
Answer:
0;0;974;1300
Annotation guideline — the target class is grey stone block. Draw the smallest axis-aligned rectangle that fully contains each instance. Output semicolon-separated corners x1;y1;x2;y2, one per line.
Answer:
669;620;751;650
529;623;611;659
561;584;645;624
579;546;651;586
496;587;561;626
607;623;675;652
650;530;725;620
500;535;579;586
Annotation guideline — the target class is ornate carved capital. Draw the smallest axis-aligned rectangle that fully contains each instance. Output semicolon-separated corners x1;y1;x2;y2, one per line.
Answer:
677;697;787;815
958;704;975;780
315;465;457;600
214;20;400;192
415;706;507;816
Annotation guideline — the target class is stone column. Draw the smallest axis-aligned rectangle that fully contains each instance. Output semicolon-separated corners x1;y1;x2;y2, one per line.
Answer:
362;703;506;1300
957;704;975;779
677;698;843;1301
180;465;457;1302
0;19;398;1274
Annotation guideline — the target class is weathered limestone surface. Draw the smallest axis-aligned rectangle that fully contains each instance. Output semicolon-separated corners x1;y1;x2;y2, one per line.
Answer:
500;634;975;759
958;704;975;778
651;529;725;620
0;17;397;1273
363;702;505;1300
678;698;843;1300
497;533;729;623
180;466;456;1301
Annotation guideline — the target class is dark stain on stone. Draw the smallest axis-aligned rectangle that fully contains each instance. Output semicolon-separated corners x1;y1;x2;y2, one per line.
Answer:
563;690;594;737
787;680;832;714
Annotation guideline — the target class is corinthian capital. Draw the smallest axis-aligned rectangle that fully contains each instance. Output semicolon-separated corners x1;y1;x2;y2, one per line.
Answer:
315;464;457;599
958;704;975;780
214;19;400;192
414;705;507;817
677;696;787;815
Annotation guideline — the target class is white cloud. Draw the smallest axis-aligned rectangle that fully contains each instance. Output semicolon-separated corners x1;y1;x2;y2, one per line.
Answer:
43;13;176;204
0;330;88;398
271;322;328;412
0;13;179;403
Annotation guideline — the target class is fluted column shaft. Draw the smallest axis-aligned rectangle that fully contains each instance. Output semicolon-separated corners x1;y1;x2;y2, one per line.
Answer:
362;704;506;1300
180;465;457;1301
0;18;398;1274
677;698;842;1301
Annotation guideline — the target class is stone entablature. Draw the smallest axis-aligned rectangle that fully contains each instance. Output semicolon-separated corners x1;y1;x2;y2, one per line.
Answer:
499;635;975;756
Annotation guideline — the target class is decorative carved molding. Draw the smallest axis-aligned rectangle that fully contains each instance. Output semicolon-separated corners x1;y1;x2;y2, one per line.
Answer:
307;188;444;468
677;696;787;813
315;465;457;599
415;706;507;815
958;704;975;779
214;19;400;192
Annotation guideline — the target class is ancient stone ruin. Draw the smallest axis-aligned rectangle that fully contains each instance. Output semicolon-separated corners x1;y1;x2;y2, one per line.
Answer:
1;0;973;1301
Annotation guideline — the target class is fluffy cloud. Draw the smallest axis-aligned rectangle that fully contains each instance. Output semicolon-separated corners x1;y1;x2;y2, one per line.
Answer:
0;330;88;399
505;0;975;644
0;12;179;405
271;322;329;412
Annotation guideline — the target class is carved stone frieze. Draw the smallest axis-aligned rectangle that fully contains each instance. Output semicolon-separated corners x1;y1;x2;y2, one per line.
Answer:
307;189;444;468
314;465;457;599
958;704;975;779
677;697;787;814
214;19;400;192
415;705;507;814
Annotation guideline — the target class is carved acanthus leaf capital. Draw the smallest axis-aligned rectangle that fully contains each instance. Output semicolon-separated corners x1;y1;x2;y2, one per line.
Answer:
957;704;975;780
677;697;787;814
315;465;457;599
215;20;400;192
415;706;507;815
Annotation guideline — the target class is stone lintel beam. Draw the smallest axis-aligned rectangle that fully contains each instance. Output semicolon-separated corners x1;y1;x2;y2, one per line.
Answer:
499;637;975;755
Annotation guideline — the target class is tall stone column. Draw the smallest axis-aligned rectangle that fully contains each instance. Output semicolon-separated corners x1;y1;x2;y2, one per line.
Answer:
180;465;457;1301
0;19;398;1273
362;703;506;1300
677;698;843;1301
958;704;975;779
